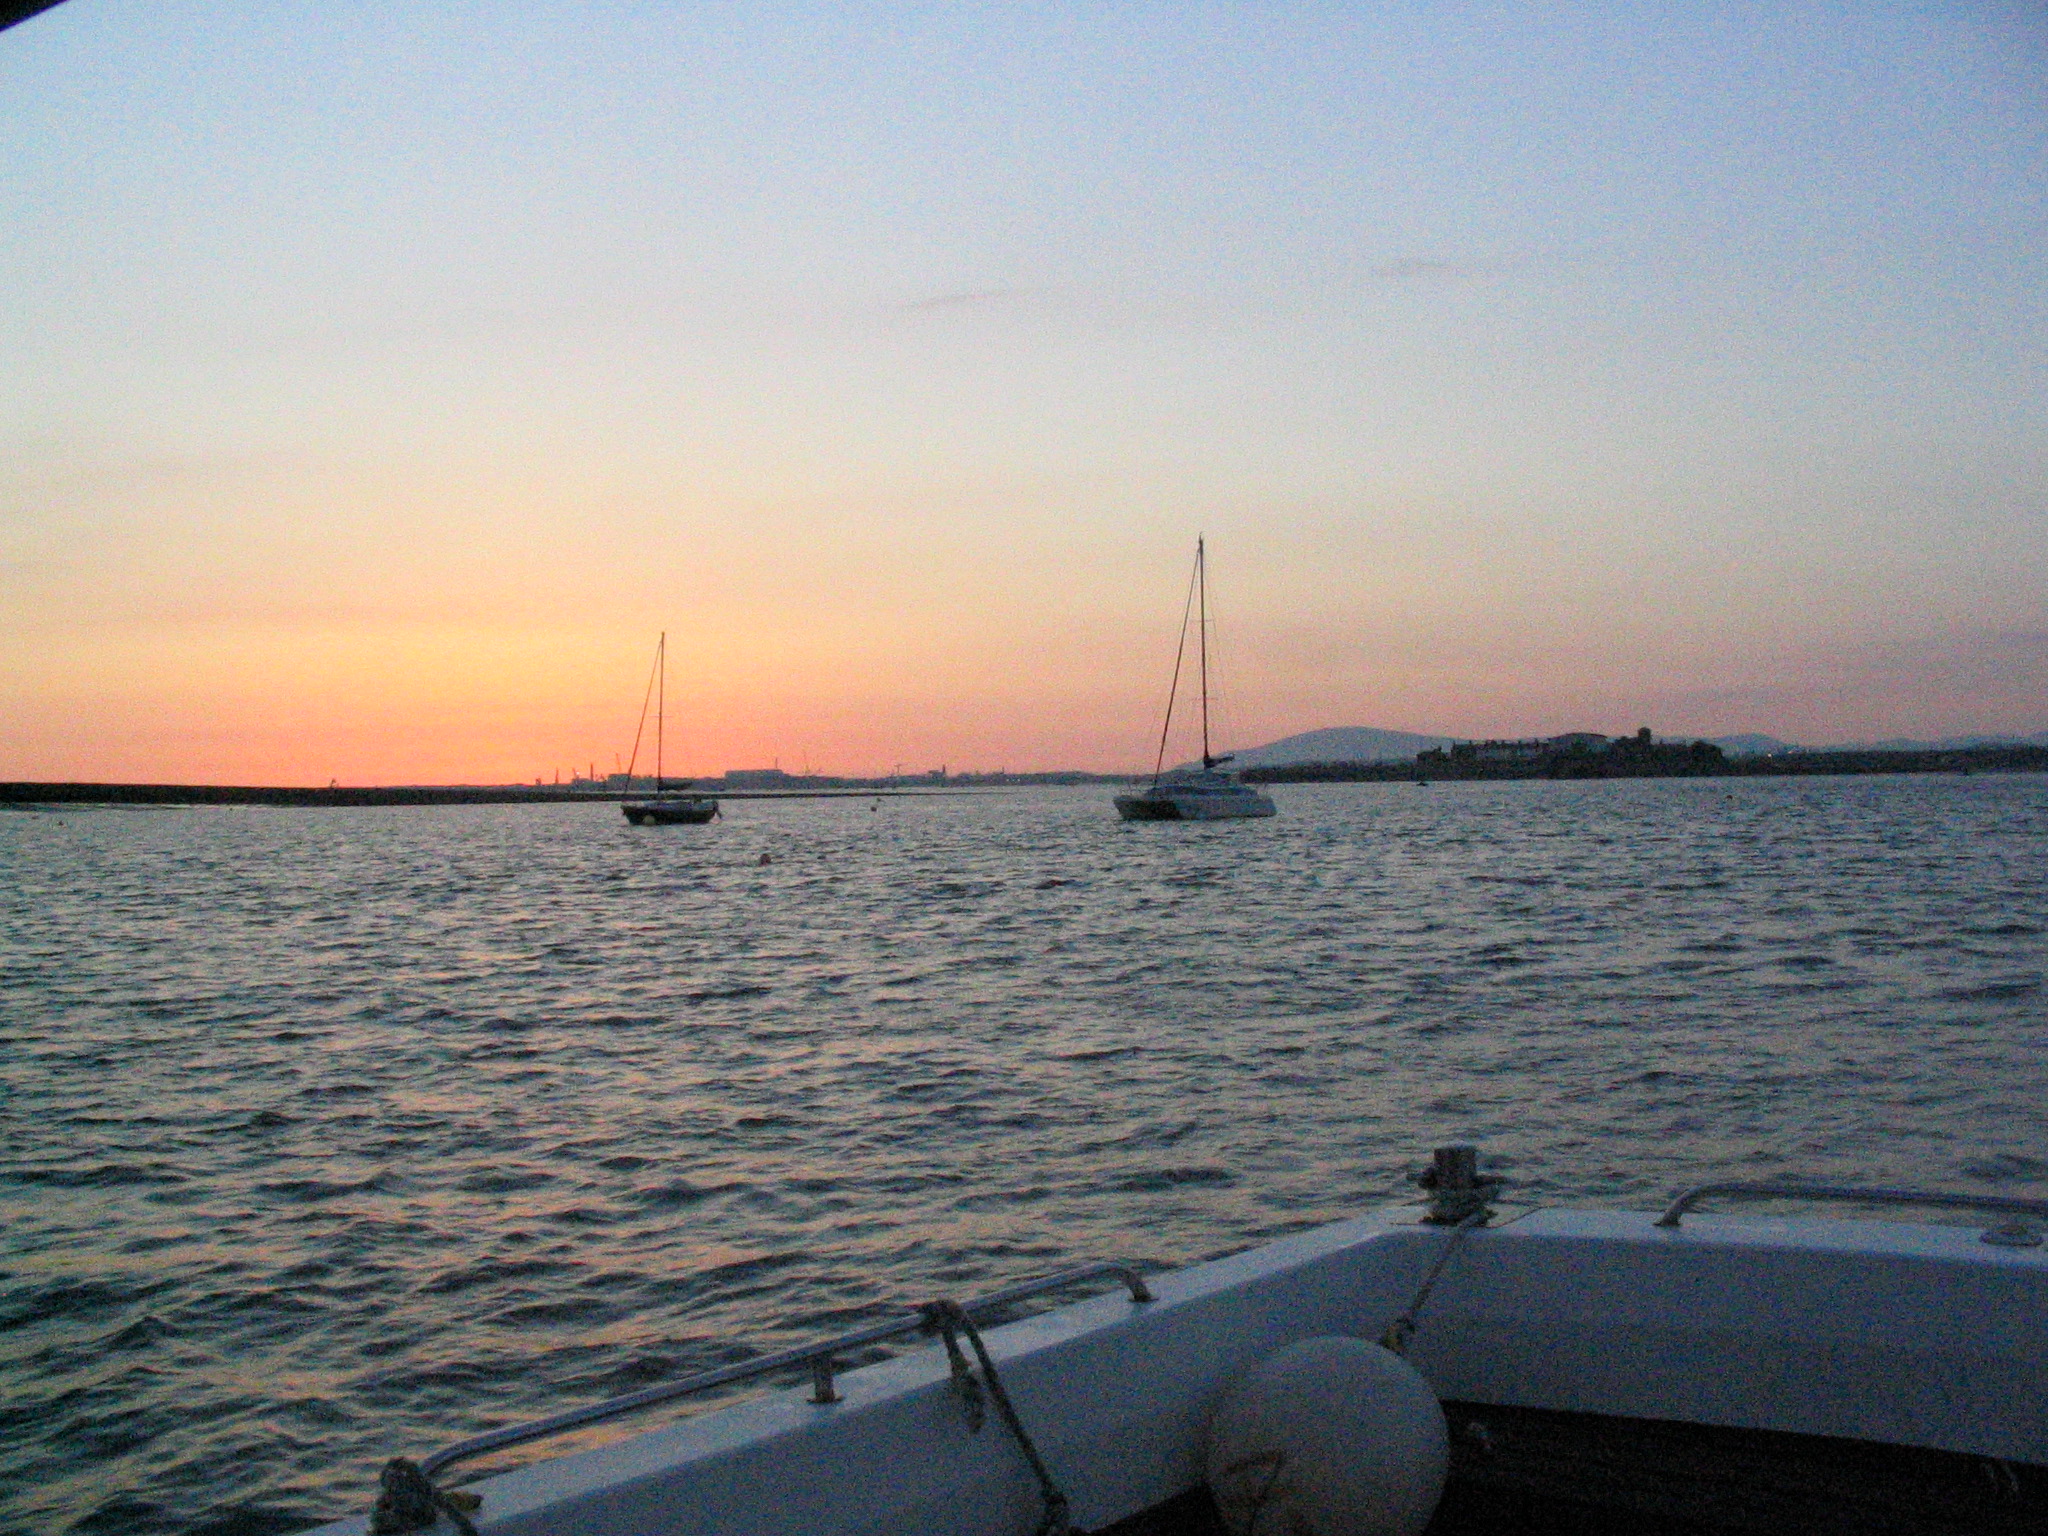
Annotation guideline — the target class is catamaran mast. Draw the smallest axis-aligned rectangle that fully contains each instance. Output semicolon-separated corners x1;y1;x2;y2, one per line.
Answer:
1197;537;1212;768
655;631;665;793
1146;538;1206;785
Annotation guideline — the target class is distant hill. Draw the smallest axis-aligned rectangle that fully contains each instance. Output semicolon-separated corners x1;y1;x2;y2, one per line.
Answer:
1228;726;1460;767
1841;732;2048;752
1706;734;1797;757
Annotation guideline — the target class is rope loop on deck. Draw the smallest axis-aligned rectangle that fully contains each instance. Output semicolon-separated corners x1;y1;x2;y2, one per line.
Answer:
923;1300;988;1430
919;1298;1074;1536
368;1456;482;1536
1379;1210;1487;1356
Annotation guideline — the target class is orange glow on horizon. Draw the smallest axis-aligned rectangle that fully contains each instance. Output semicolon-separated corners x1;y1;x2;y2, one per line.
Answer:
2;8;2043;783
6;604;2044;785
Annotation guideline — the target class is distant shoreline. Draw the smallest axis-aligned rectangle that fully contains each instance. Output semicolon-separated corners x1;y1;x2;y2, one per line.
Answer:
1245;743;2048;784
4;748;2043;807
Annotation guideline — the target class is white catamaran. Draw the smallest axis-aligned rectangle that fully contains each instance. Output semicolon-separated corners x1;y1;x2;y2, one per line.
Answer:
1115;537;1277;822
620;632;720;826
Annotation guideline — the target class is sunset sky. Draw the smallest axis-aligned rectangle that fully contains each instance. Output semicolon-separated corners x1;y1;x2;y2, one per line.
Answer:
3;2;2044;782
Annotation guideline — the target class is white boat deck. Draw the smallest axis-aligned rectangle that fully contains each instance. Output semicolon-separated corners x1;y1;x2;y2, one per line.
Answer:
311;1199;2048;1535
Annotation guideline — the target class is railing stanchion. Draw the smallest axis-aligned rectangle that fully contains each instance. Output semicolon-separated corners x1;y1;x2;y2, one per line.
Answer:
809;1355;839;1405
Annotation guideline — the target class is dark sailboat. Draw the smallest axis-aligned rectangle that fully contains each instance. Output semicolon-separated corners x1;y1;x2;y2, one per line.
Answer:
621;632;720;826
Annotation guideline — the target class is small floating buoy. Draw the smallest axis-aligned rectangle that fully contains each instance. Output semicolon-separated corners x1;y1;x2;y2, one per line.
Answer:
1205;1336;1446;1536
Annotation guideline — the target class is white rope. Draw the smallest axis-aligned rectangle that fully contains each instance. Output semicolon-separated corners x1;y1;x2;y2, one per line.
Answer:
1378;1211;1487;1355
920;1299;1074;1536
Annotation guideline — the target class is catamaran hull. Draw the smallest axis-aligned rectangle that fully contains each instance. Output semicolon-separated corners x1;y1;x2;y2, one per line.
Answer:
1115;790;1276;821
307;1200;2048;1536
623;799;720;825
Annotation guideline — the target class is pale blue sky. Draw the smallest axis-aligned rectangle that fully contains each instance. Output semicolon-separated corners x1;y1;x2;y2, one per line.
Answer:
2;2;2044;778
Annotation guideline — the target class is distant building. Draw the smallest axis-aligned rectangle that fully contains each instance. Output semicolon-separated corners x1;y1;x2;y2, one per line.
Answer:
1415;728;1723;780
1443;731;1610;763
1449;739;1550;764
724;768;796;788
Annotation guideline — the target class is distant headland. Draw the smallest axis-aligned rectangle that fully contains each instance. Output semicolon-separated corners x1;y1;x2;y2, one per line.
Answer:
1236;727;2048;784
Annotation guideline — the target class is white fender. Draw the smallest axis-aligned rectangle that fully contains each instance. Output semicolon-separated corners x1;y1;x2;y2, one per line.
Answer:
1204;1336;1448;1536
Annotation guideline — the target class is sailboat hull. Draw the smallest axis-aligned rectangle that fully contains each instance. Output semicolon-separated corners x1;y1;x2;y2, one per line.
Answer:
623;798;720;825
1115;785;1276;821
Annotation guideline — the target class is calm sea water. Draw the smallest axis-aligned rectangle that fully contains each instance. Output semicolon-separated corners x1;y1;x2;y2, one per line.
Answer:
3;777;2045;1534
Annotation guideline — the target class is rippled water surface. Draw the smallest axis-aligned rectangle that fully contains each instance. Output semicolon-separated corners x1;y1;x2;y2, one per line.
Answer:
4;777;2046;1533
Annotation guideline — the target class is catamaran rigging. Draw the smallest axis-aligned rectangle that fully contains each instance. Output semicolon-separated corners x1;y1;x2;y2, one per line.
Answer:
1115;537;1277;822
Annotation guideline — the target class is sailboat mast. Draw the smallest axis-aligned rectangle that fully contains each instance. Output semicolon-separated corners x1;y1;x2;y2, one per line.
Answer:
1148;545;1200;785
656;631;665;792
1197;537;1212;768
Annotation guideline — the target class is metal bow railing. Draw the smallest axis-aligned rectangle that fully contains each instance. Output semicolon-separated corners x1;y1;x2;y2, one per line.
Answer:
419;1260;1153;1480
1654;1180;2048;1244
